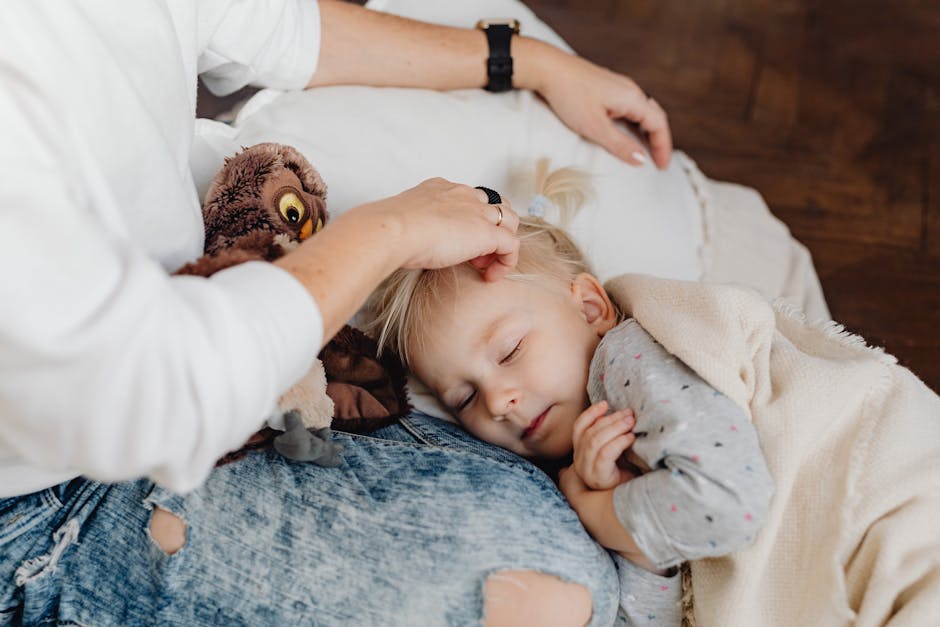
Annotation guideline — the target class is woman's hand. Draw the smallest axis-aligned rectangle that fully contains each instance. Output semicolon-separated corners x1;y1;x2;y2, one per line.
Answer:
516;39;672;169
572;401;637;490
364;178;520;282
276;178;519;343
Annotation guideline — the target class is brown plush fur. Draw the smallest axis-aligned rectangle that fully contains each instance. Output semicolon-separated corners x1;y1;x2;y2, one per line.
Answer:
202;143;328;256
325;326;410;434
175;143;410;465
175;232;284;276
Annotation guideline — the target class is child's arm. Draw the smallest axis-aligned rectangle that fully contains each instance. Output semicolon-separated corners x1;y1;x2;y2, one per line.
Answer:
560;467;683;626
585;319;774;571
612;554;683;626
559;465;659;572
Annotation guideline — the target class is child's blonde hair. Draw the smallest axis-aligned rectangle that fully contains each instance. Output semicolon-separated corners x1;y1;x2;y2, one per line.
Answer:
365;162;596;367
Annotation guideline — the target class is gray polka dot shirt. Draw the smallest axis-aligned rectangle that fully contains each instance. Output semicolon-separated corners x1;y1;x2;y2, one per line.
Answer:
589;319;774;568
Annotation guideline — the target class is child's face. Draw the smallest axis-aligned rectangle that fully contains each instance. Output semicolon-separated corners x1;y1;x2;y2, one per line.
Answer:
409;266;615;459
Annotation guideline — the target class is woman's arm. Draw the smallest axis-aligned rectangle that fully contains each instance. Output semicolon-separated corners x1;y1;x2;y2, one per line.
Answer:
311;1;672;168
309;0;489;90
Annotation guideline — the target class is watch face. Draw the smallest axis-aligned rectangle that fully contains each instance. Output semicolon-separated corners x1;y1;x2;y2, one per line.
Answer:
475;18;521;33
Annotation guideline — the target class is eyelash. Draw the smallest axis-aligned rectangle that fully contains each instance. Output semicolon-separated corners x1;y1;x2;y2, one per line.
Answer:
456;392;475;413
456;340;523;413
500;340;522;365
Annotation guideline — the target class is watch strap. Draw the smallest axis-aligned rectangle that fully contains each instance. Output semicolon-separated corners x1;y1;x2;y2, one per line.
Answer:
482;24;515;92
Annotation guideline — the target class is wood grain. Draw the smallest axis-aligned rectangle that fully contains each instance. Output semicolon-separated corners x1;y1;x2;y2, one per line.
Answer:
522;0;940;392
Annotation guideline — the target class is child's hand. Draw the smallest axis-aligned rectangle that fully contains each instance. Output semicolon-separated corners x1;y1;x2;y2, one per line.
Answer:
572;401;637;490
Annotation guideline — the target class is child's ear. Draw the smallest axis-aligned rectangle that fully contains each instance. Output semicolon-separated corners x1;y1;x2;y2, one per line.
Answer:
570;273;618;336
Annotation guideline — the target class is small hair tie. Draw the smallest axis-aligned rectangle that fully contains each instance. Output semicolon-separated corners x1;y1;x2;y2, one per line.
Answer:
527;194;549;217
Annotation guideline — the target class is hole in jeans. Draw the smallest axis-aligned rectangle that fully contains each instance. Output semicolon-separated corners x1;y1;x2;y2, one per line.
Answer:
148;507;186;555
483;570;592;627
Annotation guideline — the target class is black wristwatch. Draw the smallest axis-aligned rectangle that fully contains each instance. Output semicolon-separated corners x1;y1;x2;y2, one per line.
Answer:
476;18;521;93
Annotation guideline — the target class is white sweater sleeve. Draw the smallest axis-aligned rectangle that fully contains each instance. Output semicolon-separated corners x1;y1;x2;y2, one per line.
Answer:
0;47;322;494
196;0;322;95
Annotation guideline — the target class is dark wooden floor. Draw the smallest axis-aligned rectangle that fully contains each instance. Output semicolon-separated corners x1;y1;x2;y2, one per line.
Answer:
198;1;939;393
520;0;939;392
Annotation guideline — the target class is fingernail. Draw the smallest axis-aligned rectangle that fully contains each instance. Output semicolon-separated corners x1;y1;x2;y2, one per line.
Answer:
632;151;647;164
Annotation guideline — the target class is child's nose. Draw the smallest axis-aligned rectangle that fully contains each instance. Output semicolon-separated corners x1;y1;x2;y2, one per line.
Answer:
484;383;519;420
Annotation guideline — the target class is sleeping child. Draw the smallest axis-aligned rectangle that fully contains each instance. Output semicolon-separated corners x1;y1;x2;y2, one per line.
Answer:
365;167;940;626
365;167;775;625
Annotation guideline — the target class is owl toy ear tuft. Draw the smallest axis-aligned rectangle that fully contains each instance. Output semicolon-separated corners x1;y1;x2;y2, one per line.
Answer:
200;142;329;256
272;143;328;201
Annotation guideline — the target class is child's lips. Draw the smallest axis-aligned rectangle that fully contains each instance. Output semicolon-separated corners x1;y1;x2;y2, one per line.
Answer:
522;407;550;440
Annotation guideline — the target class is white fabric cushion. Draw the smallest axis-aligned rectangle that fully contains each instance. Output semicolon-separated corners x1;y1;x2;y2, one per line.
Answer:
192;0;706;285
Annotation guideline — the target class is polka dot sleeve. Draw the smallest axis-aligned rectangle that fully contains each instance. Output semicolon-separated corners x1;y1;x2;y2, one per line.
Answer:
588;319;774;570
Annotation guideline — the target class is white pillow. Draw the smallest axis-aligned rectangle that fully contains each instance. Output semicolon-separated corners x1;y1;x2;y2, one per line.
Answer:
193;0;706;284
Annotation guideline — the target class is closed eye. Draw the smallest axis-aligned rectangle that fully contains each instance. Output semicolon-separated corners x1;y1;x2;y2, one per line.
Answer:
500;340;523;365
456;390;476;413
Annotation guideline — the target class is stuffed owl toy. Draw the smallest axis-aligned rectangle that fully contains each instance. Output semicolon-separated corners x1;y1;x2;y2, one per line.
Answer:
176;142;410;466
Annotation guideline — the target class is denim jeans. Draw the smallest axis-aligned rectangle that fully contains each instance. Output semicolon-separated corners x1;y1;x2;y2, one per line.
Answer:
1;413;619;626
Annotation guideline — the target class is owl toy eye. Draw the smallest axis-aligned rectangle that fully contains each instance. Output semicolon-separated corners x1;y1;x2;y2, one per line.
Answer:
277;191;307;224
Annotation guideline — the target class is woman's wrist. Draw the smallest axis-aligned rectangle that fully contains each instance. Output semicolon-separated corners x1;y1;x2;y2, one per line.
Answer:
512;36;558;94
350;196;419;268
274;204;407;343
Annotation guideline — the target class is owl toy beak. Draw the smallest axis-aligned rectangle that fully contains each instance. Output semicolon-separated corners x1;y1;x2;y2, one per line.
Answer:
299;217;323;240
300;218;313;240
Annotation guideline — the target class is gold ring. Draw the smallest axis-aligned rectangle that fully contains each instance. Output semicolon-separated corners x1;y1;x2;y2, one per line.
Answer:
494;205;503;227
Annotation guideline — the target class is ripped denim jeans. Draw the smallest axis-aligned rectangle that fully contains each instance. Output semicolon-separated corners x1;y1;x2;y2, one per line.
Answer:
1;412;619;626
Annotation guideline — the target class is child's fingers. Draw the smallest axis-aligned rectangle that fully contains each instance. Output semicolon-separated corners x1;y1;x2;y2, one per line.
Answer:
592;434;637;485
582;434;636;489
586;430;633;473
583;410;635;450
574;408;633;466
574;409;635;488
596;433;636;466
588;409;634;434
572;401;609;449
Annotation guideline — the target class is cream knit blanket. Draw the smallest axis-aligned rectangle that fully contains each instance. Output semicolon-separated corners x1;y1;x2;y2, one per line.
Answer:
606;274;940;627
